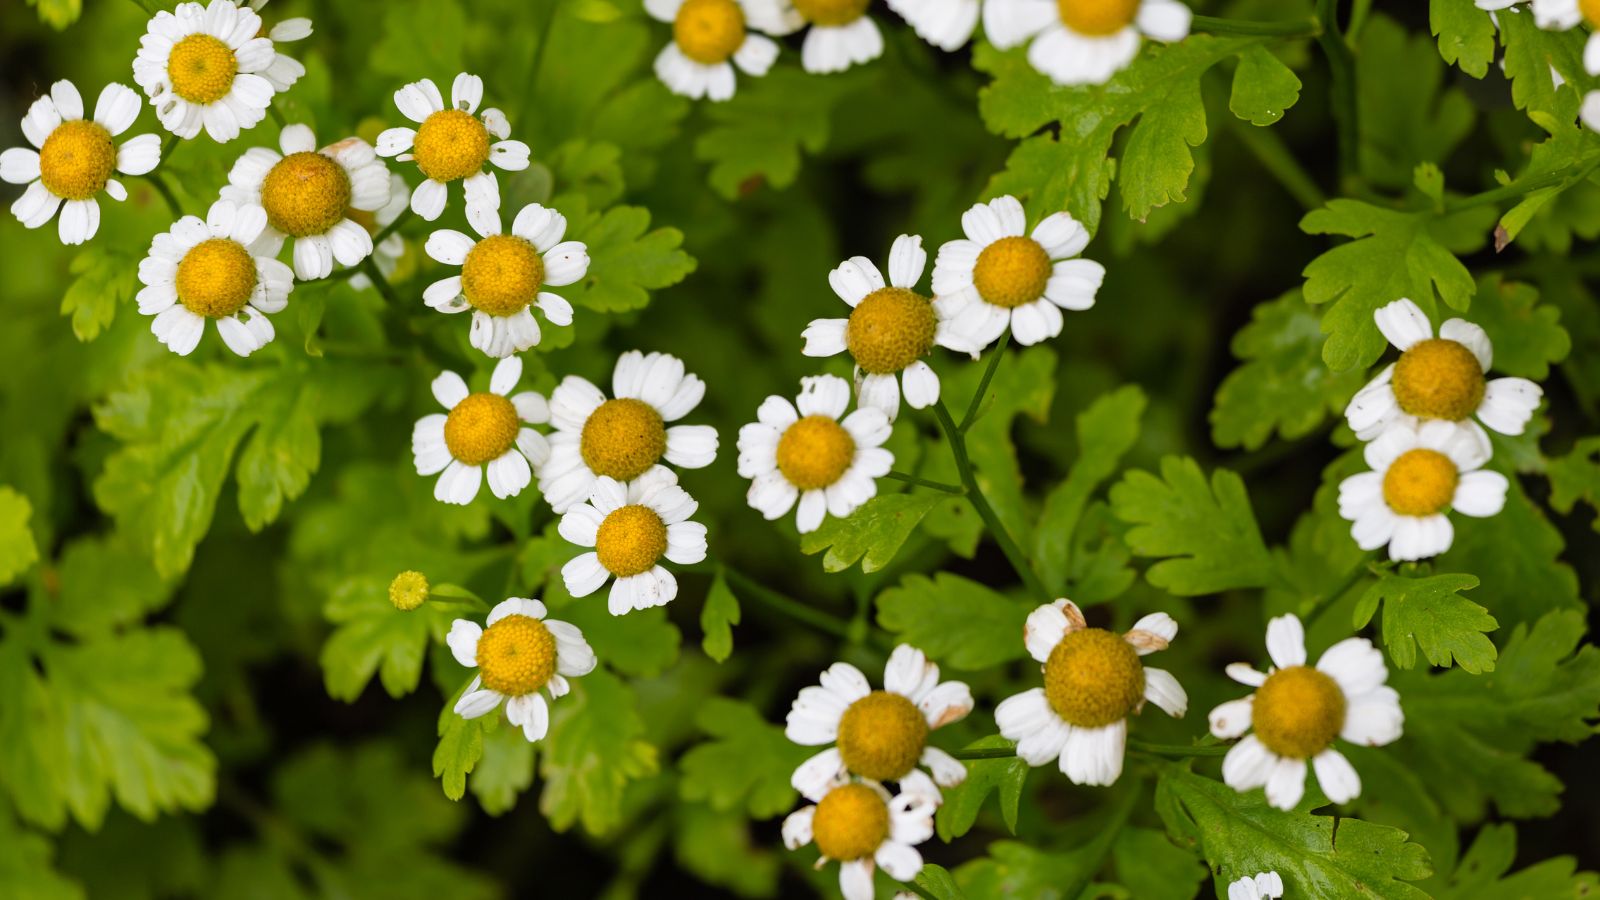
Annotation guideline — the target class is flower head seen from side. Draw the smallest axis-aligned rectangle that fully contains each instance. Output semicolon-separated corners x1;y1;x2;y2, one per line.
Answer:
995;599;1187;786
647;0;788;101
413;356;552;505
1210;614;1403;811
1337;419;1508;562
220;125;390;280
984;0;1192;86
933;195;1105;351
559;469;707;615
132;0;298;142
423;202;587;358
771;0;887;74
887;0;982;50
446;597;597;743
137;199;292;357
803;234;975;421
782;779;936;900
785;645;974;807
2;80;161;245
540;351;719;513
376;73;530;223
737;374;893;534
1228;872;1285;900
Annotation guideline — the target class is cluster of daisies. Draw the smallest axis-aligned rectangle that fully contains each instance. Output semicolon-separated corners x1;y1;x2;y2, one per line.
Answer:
645;0;1193;100
1476;0;1600;131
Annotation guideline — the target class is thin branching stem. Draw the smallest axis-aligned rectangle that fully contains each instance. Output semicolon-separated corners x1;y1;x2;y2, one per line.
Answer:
885;471;965;494
1191;15;1321;38
959;332;1009;434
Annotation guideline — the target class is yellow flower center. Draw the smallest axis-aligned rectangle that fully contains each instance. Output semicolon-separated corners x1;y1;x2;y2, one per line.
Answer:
1382;448;1459;517
776;415;855;492
595;504;668;577
475;614;556;696
259;151;352;237
811;783;889;862
580;398;667;481
1391;338;1485;422
461;234;544;317
846;287;938;375
791;0;871;26
444;392;521;466
176;238;258;318
1043;627;1145;728
412;108;491;183
1057;0;1140;36
1251;665;1346;759
972;236;1052;309
836;690;929;781
167;33;239;105
37;120;116;201
388;570;430;611
1582;0;1600;27
674;0;747;64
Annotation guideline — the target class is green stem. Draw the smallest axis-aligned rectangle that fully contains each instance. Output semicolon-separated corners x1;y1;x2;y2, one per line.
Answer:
1444;160;1600;213
1225;115;1327;212
360;258;402;306
1128;739;1231;759
268;105;287;128
1314;0;1359;185
959;332;1009;434
1191;15;1321;38
721;567;856;641
885;471;965;495
159;132;180;164
372;207;414;247
139;171;183;218
949;747;1019;761
1305;551;1378;628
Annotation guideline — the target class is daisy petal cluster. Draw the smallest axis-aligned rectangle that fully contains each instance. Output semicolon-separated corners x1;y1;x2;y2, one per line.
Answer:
376;73;531;223
1229;872;1285;900
413;356;552;506
986;0;1192;86
647;0;790;100
447;597;597;742
560;469;708;615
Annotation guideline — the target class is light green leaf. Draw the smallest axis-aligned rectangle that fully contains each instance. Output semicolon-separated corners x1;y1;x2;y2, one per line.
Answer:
1355;573;1496;673
60;247;135;342
916;864;968;900
1357;15;1475;189
679;698;810;819
935;736;1027;841
432;695;487;803
0;486;39;587
321;576;455;702
799;492;944;574
1436;823;1598;898
1110;457;1279;595
468;725;536;817
1034;385;1144;594
539;669;658;835
673;803;783;897
1546;435;1600;529
0;808;81;900
1436;477;1579;628
1111;826;1206;900
569;202;696;313
1494;92;1600;251
25;0;82;30
1230;45;1302;126
1467;275;1571;380
369;0;465;79
49;536;172;636
876;573;1030;670
1497;9;1591;115
700;570;740;662
694;67;855;198
1429;0;1496;78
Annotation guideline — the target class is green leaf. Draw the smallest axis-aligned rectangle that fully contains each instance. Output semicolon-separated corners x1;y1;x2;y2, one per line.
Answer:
0;486;39;587
569;202;696;313
1429;0;1496;79
368;0;466;80
916;863;969;900
1497;9;1592;116
60;247;135;342
799;492;944;573
49;536;173;636
1110;456;1279;595
876;573;1030;670
700;570;740;662
320;576;455;702
935;736;1027;841
1467;276;1571;380
951;345;1057;546
1355;573;1497;673
1111;826;1207;900
0;808;81;900
1357;15;1475;189
25;0;82;30
1034;385;1145;594
432;697;487;803
1436;823;1598;899
694;67;855;198
468;725;536;816
679;698;810;819
1436;477;1579;628
1547;435;1600;529
1230;46;1302;126
672;803;783;897
539;669;658;834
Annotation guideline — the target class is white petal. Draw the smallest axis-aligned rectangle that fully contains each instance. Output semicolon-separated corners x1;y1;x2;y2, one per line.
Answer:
1265;614;1306;669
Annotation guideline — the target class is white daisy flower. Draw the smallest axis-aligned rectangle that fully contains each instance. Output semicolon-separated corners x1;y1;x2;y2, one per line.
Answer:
1229;872;1285;900
932;195;1105;350
422;202;587;359
540;351;719;514
349;172;411;291
446;597;597;743
766;0;886;74
132;0;300;142
736;374;893;534
219;125;390;280
239;0;313;90
375;73;531;223
785;644;974;806
1345;298;1544;455
1337;419;1508;562
1;80;161;245
886;0;982;50
782;780;935;900
136;199;292;357
1209;614;1403;811
803;234;976;421
995;599;1187;786
559;469;708;615
985;0;1191;86
412;356;553;506
646;0;788;101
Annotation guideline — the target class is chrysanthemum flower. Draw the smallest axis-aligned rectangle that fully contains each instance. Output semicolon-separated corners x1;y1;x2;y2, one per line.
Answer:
1228;872;1285;900
782;780;935;900
803;234;975;421
1337;419;1507;562
2;81;161;245
786;645;974;806
447;597;597;743
737;374;893;534
422;202;587;358
1209;614;1403;811
132;0;301;142
995;599;1187;786
349;172;411;291
985;0;1191;86
540;351;719;513
413;356;552;506
767;0;886;74
1345;298;1544;454
646;0;787;101
376;73;530;223
559;469;708;615
886;0;982;50
932;195;1104;350
137;199;292;357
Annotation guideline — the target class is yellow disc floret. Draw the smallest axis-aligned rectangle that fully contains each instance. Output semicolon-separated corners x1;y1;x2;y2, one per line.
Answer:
776;415;855;491
444;392;521;466
260;151;352;237
674;0;747;64
972;236;1052;309
1043;628;1145;728
580;398;667;481
811;783;890;862
38;120;116;201
1391;338;1485;422
176;238;257;318
1582;0;1600;27
167;33;239;105
475;614;556;696
595;504;668;577
389;570;430;611
837;690;929;781
412;108;491;183
791;0;871;26
461;234;544;317
1057;0;1141;35
1251;665;1346;759
1382;448;1458;517
846;287;938;375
